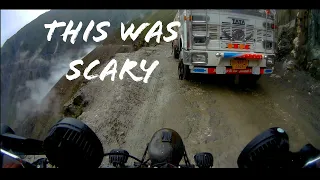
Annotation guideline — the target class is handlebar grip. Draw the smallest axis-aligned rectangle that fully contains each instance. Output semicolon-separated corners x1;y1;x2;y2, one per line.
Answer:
0;134;44;155
291;144;320;168
300;144;320;155
300;144;320;168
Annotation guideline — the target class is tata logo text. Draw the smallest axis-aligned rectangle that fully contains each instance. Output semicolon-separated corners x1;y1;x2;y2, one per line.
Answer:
232;19;245;25
227;44;251;49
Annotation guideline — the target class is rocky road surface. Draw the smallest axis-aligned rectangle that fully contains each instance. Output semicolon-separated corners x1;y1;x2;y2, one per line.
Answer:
73;42;320;168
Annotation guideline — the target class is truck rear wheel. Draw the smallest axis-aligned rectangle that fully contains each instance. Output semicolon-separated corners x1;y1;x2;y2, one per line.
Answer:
248;75;261;84
183;64;191;80
178;60;191;80
174;47;180;59
240;75;261;85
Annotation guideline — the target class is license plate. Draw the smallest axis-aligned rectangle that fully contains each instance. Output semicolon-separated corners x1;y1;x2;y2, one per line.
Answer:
231;59;248;69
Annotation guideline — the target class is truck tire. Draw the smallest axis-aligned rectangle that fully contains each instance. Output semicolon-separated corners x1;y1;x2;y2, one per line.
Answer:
249;75;261;84
174;47;180;59
178;60;191;80
241;75;261;85
178;60;184;80
183;64;191;80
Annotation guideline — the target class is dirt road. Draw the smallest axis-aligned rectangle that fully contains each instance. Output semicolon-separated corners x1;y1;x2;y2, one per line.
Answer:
75;43;320;168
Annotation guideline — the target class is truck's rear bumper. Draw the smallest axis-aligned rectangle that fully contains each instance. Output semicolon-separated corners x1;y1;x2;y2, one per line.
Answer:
182;50;275;68
190;66;273;75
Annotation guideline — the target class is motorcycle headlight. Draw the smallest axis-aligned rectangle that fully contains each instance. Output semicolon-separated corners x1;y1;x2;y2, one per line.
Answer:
237;127;289;168
43;118;104;168
191;53;208;64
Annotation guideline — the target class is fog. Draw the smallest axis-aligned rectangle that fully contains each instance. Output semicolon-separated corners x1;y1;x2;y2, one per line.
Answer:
15;44;96;123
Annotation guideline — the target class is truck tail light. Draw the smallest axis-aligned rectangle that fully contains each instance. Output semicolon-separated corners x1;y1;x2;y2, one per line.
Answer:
263;22;277;30
238;54;263;59
265;9;271;15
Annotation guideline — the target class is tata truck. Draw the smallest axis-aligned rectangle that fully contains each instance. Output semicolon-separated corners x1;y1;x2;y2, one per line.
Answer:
174;9;277;84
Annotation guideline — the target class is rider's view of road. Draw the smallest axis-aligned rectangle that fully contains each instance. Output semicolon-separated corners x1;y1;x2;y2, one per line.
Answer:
1;9;320;168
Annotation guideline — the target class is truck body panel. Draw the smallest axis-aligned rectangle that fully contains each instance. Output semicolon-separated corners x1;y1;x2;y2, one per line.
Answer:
175;9;277;77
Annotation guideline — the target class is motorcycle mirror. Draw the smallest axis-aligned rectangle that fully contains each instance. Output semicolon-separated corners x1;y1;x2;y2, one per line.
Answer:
237;127;290;168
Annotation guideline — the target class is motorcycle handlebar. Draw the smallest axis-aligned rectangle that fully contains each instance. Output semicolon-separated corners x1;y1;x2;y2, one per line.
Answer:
103;152;197;168
0;133;44;155
100;164;196;168
1;119;319;168
290;144;320;168
2;147;319;168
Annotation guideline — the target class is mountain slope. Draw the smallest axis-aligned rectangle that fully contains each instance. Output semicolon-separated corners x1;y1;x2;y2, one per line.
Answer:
15;10;177;139
1;10;151;126
104;10;177;46
276;10;320;78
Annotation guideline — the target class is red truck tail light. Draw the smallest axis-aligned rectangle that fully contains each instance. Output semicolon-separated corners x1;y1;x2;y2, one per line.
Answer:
265;9;271;15
227;43;251;50
238;54;263;59
263;22;277;30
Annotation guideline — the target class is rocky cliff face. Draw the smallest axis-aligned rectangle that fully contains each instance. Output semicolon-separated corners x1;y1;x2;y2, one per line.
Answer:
276;10;320;79
307;10;320;78
0;10;151;126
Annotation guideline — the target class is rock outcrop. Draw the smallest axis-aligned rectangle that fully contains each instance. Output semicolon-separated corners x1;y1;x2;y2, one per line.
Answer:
276;10;320;79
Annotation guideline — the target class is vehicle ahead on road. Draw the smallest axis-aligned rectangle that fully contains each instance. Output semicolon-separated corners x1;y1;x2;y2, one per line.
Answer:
1;118;319;168
174;9;277;84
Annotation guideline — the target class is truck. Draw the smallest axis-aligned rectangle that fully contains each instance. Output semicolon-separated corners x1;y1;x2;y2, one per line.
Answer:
173;9;277;84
